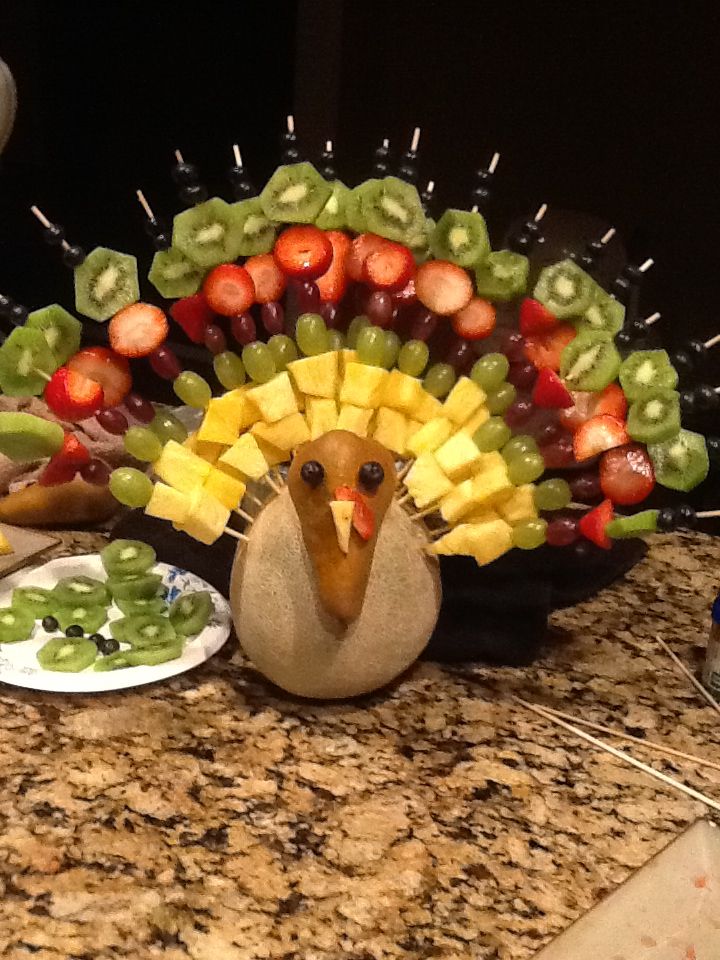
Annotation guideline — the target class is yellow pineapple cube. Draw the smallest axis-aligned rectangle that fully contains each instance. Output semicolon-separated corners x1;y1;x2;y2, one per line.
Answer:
340;349;358;376
254;436;288;467
287;352;339;400
414;391;444;423
464;505;502;525
404;419;423;455
405;453;454;509
432;518;513;566
183;434;225;465
246;372;299;423
339;362;389;408
177;488;231;545
406;417;454;457
434;432;484;481
145;482;191;524
203;466;247;510
252;412;310;451
306;397;338;439
439;479;479;523
153;440;211;494
472;452;512;505
0;530;13;556
219;433;269;480
372;407;408;453
381;369;425;415
461;405;491;437
496;484;537;525
337;404;374;437
197;389;257;444
441;376;487;426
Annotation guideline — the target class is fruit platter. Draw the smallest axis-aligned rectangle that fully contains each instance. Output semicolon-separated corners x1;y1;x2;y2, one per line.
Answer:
0;123;717;698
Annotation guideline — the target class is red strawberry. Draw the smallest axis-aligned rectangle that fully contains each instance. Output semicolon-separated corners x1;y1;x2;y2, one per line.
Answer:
67;347;132;409
532;368;574;409
579;499;614;549
594;382;628;421
203;264;255;316
109;303;168;359
524;324;576;371
574;414;629;461
170;294;215;344
451;297;496;341
364;241;415;292
44;367;104;421
243;253;287;303
560;383;628;433
273;225;333;280
415;260;474;316
345;233;390;283
316;231;352;303
519;298;559;336
39;432;90;486
334;485;375;541
599;444;655;505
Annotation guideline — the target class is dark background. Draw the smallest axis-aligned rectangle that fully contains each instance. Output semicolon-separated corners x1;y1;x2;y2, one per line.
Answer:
0;0;718;509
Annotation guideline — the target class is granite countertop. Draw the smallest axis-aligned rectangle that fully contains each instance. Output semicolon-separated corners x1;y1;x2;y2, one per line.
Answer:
1;531;719;959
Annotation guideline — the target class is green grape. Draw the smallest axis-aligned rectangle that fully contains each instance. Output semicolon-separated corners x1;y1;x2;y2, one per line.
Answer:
267;334;298;371
398;339;429;377
123;426;162;463
296;313;330;356
512;518;548;550
507;451;545;485
173;371;211;409
213;351;246;389
356;325;386;366
327;329;345;352
502;435;539;461
381;330;401;369
242;341;277;383
534;478;571;511
471;353;510;391
485;382;516;414
109;467;153;508
149;409;188;445
346;315;370;348
423;363;457;398
473;417;512;452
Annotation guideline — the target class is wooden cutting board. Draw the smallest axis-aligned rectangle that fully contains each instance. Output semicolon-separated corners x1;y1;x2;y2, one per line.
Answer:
0;524;60;579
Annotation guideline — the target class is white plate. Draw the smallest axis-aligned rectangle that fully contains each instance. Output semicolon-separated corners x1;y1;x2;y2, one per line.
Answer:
0;555;232;692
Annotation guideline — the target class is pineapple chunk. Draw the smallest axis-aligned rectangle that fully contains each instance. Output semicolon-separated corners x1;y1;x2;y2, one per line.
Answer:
287;352;339;400
414;391;444;423
246;372;299;423
0;530;13;556
220;433;269;480
382;369;425;415
154;440;211;494
441;376;487;426
197;389;257;444
340;349;358;376
406;417;454;457
183;434;225;464
439;479;478;523
372;407;408;453
472;452;512;505
145;482;191;524
252;412;310;451
434;432;484;481
461;405;491;437
204;466;247;510
432;518;513;566
339;362;389;408
406;453;454;509
306;397;338;439
254;436;288;467
337;404;374;437
464;505;502;525
496;484;537;525
177;488;231;545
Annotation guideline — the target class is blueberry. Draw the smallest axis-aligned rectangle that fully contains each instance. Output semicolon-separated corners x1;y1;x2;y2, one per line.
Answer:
300;459;325;488
98;637;120;656
42;615;59;632
358;460;384;492
65;624;84;638
675;504;698;529
657;507;678;532
62;245;86;268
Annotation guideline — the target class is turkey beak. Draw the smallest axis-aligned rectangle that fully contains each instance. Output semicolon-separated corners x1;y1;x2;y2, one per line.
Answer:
330;499;354;554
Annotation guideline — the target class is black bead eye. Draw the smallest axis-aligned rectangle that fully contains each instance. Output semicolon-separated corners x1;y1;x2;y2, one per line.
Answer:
358;461;384;492
300;460;324;488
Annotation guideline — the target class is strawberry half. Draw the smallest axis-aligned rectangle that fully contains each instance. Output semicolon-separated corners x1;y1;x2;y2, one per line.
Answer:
334;485;375;541
594;382;628;421
345;233;390;283
524;324;576;371
560;383;628;433
532;368;574;409
67;347;132;409
574;414;629;461
109;303;169;358
316;230;352;303
170;293;215;344
44;367;104;421
203;264;255;316
273;225;333;280
39;432;90;486
415;260;474;315
599;443;655;505
578;499;614;549
364;241;415;292
244;253;287;303
451;297;496;341
519;298;559;336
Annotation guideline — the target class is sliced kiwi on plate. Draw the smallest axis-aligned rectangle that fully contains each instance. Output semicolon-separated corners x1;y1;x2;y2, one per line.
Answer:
148;247;205;299
619;349;679;400
0;327;58;396
359;177;425;244
12;586;54;619
0;606;35;643
56;604;108;634
26;304;82;365
560;330;621;391
115;613;177;649
314;180;350;230
37;636;97;672
627;389;681;444
126;641;183;666
474;250;529;301
430;209;490;268
115;596;168;617
169;590;212;636
578;294;625;337
533;259;596;319
0;412;64;461
173;197;243;269
107;572;163;601
53;576;109;608
101;539;156;577
259;162;332;224
648;429;709;492
94;650;132;671
74;247;140;322
606;510;659;538
230;198;277;255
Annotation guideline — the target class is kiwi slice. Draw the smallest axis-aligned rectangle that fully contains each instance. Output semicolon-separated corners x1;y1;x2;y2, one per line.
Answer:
168;590;212;636
314;180;351;230
118;614;177;649
533;259;596;319
0;412;64;461
430;210;490;268
359;177;425;244
107;573;163;601
259;162;332;224
101;539;156;577
0;606;35;643
37;636;96;672
53;576;110;608
229;198;277;255
148;247;205;299
344;183;373;234
173;198;242;269
56;604;108;634
619;350;679;400
94;651;132;671
26;304;82;365
560;330;622;391
126;641;183;666
648;429;710;492
115;596;168;617
12;586;54;619
578;294;625;337
474;251;529;301
627;389;681;444
0;327;58;396
606;510;659;539
74;247;140;322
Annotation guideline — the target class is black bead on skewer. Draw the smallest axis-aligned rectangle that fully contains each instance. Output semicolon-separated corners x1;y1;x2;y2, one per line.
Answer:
172;150;208;207
508;203;547;254
610;257;654;302
420;180;435;215
30;206;87;268
227;144;256;199
0;293;28;326
658;502;720;531
397;127;421;185
681;384;720;415
574;227;616;270
470;151;500;210
615;310;661;349
318;139;336;180
671;333;720;383
372;138;391;177
281;115;300;164
136;190;171;251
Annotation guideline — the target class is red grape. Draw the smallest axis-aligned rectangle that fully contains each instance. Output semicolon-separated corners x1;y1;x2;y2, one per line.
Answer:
80;458;111;486
96;408;128;435
500;330;526;362
504;399;534;429
445;337;474;372
149;346;181;380
532;418;566;445
507;362;538;390
296;280;320;314
365;291;395;328
546;515;580;546
539;434;575;468
409;309;438;342
319;301;339;328
569;471;602;503
231;313;257;345
205;324;228;354
124;392;155;423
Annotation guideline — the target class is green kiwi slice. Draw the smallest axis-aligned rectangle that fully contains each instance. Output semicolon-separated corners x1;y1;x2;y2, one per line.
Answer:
12;586;54;619
578;294;625;337
101;539;156;577
627;390;681;444
619;350;679;400
26;304;82;365
648;429;710;492
37;636;97;671
107;573;163;601
126;640;183;666
259;162;332;224
359;177;425;244
606;510;659;539
344;183;373;234
74;247;140;322
148;247;205;299
0;412;64;461
94;651;132;671
430;210;490;268
53;576;110;608
0;606;35;643
560;330;621;391
173;198;243;269
56;604;108;634
117;614;177;649
533;259;596;318
229;198;277;255
115;596;168;617
474;251;529;301
314;180;350;230
0;327;58;396
168;590;212;636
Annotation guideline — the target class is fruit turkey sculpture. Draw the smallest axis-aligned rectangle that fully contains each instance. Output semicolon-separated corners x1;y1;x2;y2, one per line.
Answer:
0;125;718;697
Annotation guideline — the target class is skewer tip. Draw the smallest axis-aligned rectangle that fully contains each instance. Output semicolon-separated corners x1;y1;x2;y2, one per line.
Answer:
600;227;616;244
644;311;661;326
638;257;654;273
382;137;390;149
488;151;500;174
232;143;242;166
534;203;548;222
174;148;184;164
325;139;332;152
410;126;421;152
287;114;295;134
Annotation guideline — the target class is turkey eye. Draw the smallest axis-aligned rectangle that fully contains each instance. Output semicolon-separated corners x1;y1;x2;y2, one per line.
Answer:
300;460;325;488
358;461;384;491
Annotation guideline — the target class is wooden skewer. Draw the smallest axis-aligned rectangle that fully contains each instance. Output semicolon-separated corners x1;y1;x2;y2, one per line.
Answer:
263;473;282;495
430;525;450;540
174;149;185;164
534;203;548;223
705;333;720;350
488;151;500;174
600;227;616;245
30;368;51;383
232;144;243;167
408;504;439;522
235;507;255;524
638;257;654;273
515;697;720;815
286;115;295;135
698;509;720;519
30;205;70;252
325;139;333;153
410;126;421;153
135;189;155;221
424;180;435;197
644;311;662;326
245;492;264;509
224;527;249;542
471;205;479;214
655;636;720;721
395;491;412;507
396;459;415;482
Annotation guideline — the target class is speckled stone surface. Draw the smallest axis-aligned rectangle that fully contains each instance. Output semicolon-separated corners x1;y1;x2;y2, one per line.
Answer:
0;531;719;960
